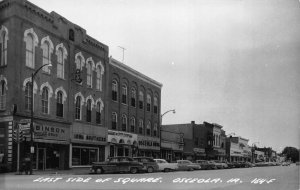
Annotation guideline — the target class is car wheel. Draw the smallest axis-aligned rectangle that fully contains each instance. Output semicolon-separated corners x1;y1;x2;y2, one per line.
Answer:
147;167;154;173
164;168;170;172
95;168;103;174
130;167;138;174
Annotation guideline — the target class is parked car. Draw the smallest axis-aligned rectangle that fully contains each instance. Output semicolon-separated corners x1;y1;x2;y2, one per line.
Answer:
211;160;224;169
154;159;178;172
225;162;235;168
90;156;143;174
244;162;254;168
196;160;217;170
214;160;228;169
232;162;242;168
176;160;201;171
133;157;159;173
281;162;291;166
255;162;269;167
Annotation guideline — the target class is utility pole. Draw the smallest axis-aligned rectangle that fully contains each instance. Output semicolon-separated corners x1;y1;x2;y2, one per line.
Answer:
118;46;126;63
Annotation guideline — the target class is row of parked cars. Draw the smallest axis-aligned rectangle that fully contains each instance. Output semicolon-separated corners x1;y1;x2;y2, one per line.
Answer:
90;156;269;174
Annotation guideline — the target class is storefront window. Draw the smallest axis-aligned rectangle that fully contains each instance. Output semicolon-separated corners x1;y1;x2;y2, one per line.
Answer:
72;147;98;166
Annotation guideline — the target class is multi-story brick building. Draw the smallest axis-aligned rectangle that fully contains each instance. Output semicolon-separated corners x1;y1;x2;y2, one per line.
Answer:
0;0;108;171
106;57;162;158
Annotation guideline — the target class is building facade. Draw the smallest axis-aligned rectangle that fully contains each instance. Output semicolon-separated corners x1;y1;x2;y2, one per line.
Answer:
106;57;162;159
226;136;251;162
0;0;108;171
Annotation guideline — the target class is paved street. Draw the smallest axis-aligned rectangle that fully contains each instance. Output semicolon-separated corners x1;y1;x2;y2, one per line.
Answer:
0;165;299;190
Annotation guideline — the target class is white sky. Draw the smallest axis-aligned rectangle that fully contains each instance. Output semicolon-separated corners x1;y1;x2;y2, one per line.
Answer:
29;0;300;152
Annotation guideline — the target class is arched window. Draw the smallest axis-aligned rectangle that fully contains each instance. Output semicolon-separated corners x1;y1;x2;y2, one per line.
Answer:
75;96;81;120
41;37;53;73
25;82;32;111
154;97;158;114
86;99;92;122
56;91;63;117
131;88;136;107
139;91;144;109
122;114;127;131
25;34;34;68
112;80;118;101
139;119;144;134
130;117;135;133
146;121;151;136
153;123;158;137
41;87;49;114
146;94;151;112
112;112;117;130
57;48;64;78
96;102;101;124
96;65;102;90
87;61;92;87
122;84;127;104
0;80;6;110
0;26;8;66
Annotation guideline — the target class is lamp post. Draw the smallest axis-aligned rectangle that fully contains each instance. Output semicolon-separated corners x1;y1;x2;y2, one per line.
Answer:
29;63;52;175
252;142;259;164
160;109;175;159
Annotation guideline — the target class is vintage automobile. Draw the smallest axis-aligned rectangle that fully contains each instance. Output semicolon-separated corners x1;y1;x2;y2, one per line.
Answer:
176;160;201;171
214;160;228;169
133;157;159;173
195;160;217;170
154;159;178;172
90;156;143;174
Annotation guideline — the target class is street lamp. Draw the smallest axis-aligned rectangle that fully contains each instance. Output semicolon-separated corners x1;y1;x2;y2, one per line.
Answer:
29;63;52;175
252;142;259;164
160;109;175;158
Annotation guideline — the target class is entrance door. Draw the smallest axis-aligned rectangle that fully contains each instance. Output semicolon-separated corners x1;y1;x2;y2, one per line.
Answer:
37;148;46;170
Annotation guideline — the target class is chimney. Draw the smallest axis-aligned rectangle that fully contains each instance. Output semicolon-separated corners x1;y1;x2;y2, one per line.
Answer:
191;121;195;125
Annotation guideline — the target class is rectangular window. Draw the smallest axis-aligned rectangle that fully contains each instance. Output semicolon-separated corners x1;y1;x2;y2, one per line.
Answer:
131;98;136;107
56;103;63;117
72;147;97;166
42;100;48;114
122;94;127;104
139;101;143;109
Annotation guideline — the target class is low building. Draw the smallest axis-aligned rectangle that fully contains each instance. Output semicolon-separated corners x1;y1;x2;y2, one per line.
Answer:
226;136;251;162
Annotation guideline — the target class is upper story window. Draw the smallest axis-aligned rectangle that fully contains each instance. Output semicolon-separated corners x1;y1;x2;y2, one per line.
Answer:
154;97;158;114
41;36;54;74
139;91;144;109
0;25;8;66
75;96;82;120
96;102;102;124
122;114;127;132
112;80;118;101
24;82;32;111
146;94;151;112
24;28;38;69
130;117;135;133
96;62;104;91
153;123;158;137
56;91;63;117
138;119;144;135
131;88;136;107
112;112;117;130
122;84;127;104
86;61;93;88
146;121;151;136
56;44;67;79
41;87;49;114
0;80;7;110
86;99;92;122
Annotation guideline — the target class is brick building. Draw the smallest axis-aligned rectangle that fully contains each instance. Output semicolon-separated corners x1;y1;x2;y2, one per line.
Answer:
0;0;108;171
106;57;162;159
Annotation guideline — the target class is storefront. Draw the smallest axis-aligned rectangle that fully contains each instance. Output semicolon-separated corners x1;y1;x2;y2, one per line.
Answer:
107;130;137;157
70;123;107;167
32;121;70;170
0;117;13;172
137;135;160;158
193;148;206;160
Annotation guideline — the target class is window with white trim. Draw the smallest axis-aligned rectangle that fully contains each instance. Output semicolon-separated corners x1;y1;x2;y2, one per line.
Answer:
87;61;92;87
0;26;8;66
86;99;92;122
139;119;144;134
130;117;135;133
154;97;158;114
96;65;102;90
96;102;101;124
122;84;127;104
25;34;34;68
146;121;151;136
153;123;158;137
146;94;151;112
122;114;127;131
25;82;32;111
75;96;81;120
131;88;136;107
139;91;144;109
56;91;63;117
41;87;49;114
112;80;118;101
57;48;64;78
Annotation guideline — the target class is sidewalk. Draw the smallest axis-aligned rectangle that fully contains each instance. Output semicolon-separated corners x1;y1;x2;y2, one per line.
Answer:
2;167;90;176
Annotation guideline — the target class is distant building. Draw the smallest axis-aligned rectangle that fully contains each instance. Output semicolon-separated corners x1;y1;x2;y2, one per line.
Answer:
226;136;251;162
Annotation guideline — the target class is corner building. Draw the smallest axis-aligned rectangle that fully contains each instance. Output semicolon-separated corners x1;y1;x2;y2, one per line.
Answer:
0;0;108;171
106;57;162;158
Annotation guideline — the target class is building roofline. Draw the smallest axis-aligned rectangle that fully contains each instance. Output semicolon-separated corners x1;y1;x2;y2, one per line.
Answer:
110;57;163;89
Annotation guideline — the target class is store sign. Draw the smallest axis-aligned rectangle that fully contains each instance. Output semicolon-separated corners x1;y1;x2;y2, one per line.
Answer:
34;124;69;141
193;148;205;153
73;133;106;143
138;136;160;150
107;130;137;145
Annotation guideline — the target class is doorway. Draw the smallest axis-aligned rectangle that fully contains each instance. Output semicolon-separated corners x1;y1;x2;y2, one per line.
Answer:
37;148;46;170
